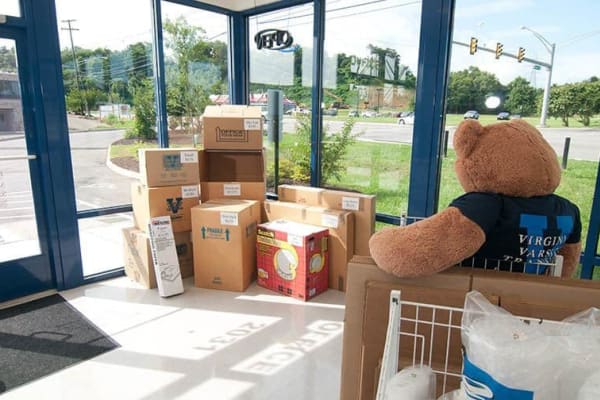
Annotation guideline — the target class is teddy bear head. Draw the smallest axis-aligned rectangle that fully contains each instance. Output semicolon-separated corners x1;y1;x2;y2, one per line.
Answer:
453;119;561;198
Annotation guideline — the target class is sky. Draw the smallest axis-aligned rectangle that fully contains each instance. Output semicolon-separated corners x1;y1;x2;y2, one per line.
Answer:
52;0;600;89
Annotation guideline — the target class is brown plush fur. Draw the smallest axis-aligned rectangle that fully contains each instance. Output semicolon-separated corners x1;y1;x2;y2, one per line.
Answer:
369;119;580;278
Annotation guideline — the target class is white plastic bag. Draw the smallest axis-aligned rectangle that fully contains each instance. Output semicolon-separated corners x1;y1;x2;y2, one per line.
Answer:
461;291;560;399
385;365;436;400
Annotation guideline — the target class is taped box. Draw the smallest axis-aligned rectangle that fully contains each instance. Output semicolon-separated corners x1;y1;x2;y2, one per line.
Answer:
139;148;200;187
256;219;329;301
131;182;200;233
122;227;194;289
191;199;260;292
202;105;263;151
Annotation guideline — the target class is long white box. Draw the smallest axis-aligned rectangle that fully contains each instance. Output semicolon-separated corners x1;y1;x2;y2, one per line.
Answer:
148;216;184;297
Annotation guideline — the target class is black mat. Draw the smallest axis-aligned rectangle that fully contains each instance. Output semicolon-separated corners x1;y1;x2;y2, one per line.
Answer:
0;294;118;393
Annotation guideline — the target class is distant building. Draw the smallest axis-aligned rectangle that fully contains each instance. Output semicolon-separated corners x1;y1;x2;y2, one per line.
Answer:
0;72;23;132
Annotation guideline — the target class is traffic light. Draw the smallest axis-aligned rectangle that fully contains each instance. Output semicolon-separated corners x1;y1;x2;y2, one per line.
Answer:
495;42;503;59
469;37;478;55
517;47;526;62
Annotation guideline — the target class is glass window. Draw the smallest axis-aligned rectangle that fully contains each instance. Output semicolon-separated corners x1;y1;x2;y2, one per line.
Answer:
444;1;600;278
0;1;20;17
323;0;422;216
161;2;229;145
248;4;314;193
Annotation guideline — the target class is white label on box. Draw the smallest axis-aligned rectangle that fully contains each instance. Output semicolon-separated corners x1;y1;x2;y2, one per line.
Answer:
321;214;339;228
220;212;239;226
244;118;261;130
287;234;303;247
341;196;360;211
223;183;241;196
180;151;198;163
181;185;199;198
148;216;184;298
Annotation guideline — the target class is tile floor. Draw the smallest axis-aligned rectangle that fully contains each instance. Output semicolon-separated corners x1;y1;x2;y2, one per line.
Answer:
2;277;346;400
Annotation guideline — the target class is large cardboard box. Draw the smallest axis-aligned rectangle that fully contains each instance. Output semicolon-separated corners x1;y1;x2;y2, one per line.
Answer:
139;148;200;187
263;200;354;291
131;183;200;233
122;227;194;289
257;219;329;301
341;257;472;400
341;257;600;400
202;105;263;151
191;199;260;292
199;150;266;218
277;184;376;256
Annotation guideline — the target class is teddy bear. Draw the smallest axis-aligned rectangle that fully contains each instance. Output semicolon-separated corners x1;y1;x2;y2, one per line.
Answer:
369;119;582;278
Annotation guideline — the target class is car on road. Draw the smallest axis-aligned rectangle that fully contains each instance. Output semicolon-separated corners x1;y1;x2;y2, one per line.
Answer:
361;110;378;118
398;113;415;125
464;110;480;120
348;110;359;117
510;114;522;119
322;108;338;116
396;110;414;118
497;111;510;120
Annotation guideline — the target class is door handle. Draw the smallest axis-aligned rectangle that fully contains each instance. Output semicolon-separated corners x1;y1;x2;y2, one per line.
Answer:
0;155;37;161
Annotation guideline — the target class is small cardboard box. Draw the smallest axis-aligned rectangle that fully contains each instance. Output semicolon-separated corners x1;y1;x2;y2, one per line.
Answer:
191;199;260;292
139;148;200;187
131;183;200;233
202;105;263;151
277;184;376;256
122;227;194;289
147;216;184;297
257;219;329;301
262;200;354;291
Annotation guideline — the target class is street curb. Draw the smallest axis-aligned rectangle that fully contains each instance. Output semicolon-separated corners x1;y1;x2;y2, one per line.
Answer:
105;144;140;180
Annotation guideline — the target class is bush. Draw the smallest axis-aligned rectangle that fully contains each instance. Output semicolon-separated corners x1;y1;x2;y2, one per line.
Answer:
128;78;156;141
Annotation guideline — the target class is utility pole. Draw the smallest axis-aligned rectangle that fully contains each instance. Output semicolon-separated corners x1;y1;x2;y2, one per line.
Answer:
61;19;89;117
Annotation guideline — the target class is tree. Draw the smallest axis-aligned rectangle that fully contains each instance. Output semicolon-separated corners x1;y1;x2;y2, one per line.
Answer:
548;83;578;126
446;67;504;113
0;46;16;72
504;77;538;116
127;78;156;140
573;80;600;126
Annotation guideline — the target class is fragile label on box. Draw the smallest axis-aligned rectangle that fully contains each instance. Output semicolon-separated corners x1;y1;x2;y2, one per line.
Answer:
148;216;184;297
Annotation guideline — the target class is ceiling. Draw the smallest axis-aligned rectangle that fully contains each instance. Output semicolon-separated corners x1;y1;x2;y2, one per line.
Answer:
193;0;285;12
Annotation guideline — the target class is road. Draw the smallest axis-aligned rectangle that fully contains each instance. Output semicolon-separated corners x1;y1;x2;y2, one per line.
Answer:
285;119;600;161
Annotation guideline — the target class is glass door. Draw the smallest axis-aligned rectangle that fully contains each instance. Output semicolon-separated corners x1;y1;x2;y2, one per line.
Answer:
0;29;54;302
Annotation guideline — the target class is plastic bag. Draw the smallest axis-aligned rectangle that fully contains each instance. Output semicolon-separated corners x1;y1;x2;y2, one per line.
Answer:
461;291;560;399
385;365;436;400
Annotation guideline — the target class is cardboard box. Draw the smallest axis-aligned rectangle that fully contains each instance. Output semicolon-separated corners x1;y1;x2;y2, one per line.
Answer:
147;216;184;297
341;257;600;400
277;184;376;256
202;105;263;150
122;227;194;289
191;199;260;292
257;219;329;301
139;148;200;187
131;183;200;233
341;257;472;400
262;200;354;291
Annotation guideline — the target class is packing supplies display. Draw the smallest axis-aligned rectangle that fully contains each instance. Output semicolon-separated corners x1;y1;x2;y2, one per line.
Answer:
191;199;260;291
256;219;329;301
131;182;200;233
139;148;200;187
147;216;184;297
122;227;194;289
385;365;436;400
202;105;263;150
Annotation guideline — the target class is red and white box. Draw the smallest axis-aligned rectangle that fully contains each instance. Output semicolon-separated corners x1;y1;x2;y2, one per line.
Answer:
256;219;329;301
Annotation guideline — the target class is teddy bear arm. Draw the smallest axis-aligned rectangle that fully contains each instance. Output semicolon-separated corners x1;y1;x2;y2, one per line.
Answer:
369;207;486;278
557;242;582;278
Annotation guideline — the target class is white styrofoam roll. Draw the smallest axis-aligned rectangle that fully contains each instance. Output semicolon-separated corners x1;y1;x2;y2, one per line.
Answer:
385;365;436;400
437;389;466;400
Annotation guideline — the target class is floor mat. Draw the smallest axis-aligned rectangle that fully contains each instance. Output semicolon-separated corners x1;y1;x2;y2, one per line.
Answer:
0;294;118;393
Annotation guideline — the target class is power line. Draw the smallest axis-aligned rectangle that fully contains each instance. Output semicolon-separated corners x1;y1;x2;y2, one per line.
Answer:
61;19;89;116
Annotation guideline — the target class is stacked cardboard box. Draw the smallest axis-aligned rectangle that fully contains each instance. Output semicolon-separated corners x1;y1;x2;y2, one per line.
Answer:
263;200;354;291
191;105;265;291
341;256;600;400
123;148;201;288
276;184;376;291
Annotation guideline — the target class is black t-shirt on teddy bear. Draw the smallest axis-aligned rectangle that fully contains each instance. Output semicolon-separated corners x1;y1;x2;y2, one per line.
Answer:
450;192;581;274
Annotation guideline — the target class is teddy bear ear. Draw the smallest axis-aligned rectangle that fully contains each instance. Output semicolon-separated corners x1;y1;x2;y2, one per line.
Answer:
453;119;484;158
